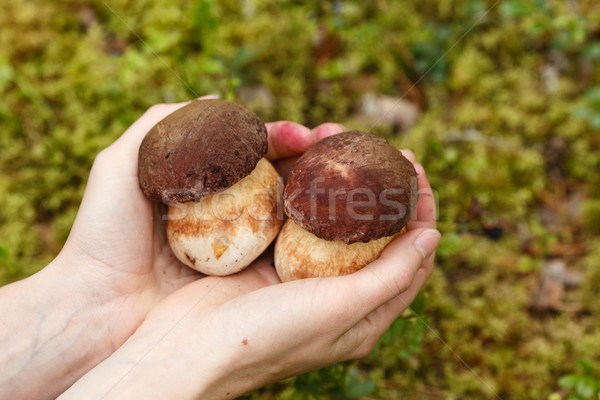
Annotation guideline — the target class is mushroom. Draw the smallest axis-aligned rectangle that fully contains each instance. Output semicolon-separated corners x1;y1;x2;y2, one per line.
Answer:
274;130;418;282
138;99;283;276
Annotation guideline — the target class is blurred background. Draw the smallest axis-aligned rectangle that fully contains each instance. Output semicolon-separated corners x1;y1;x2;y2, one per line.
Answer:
1;0;600;398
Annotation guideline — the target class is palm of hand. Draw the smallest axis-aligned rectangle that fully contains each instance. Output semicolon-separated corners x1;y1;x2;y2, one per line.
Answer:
68;183;199;298
133;149;437;390
131;221;434;397
56;149;199;350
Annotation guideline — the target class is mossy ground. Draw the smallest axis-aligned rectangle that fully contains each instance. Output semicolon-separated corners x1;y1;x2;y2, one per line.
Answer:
1;1;599;398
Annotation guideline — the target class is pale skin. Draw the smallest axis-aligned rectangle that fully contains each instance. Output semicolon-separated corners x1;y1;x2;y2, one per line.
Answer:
0;98;440;399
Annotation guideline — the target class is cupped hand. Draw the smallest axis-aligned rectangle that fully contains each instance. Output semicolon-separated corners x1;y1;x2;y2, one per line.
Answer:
61;131;439;399
48;98;332;358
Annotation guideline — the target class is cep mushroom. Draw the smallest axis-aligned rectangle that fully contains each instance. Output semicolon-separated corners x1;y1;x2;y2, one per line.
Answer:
138;99;283;276
274;130;418;282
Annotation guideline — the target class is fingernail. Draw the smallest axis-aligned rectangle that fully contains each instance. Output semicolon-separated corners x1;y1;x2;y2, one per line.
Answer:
337;124;347;132
414;229;441;260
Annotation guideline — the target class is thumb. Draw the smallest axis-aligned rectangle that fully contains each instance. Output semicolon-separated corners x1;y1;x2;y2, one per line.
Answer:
344;228;440;315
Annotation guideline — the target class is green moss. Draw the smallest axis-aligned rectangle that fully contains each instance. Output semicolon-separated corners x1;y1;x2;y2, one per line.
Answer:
1;0;599;398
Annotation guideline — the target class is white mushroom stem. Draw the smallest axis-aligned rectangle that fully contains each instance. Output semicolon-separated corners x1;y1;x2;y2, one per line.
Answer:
274;219;403;282
167;158;283;276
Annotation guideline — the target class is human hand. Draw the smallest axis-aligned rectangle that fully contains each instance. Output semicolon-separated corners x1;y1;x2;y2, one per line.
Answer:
60;98;344;334
0;97;336;399
61;139;439;399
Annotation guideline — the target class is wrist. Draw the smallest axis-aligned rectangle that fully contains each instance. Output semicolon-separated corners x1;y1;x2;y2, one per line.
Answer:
0;256;126;399
60;312;243;399
50;246;159;354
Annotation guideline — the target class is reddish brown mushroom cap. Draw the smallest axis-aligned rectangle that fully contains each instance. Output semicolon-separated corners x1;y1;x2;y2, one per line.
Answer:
138;99;268;203
284;131;418;244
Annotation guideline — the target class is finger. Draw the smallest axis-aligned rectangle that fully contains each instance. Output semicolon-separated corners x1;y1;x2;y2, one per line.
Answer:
399;152;437;228
270;122;345;179
339;228;440;323
400;149;416;163
265;121;316;161
408;163;437;229
312;123;346;141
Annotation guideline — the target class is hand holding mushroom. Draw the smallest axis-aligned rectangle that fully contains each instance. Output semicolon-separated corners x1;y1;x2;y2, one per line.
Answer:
63;102;440;399
62;138;440;399
137;101;422;281
0;98;331;399
0;97;439;400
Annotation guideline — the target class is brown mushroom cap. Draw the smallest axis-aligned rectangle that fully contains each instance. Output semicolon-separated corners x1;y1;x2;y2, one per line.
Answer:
284;131;418;244
138;99;268;203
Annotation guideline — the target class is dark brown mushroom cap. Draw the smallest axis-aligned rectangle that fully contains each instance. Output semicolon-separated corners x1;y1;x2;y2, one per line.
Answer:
284;131;418;244
138;99;268;203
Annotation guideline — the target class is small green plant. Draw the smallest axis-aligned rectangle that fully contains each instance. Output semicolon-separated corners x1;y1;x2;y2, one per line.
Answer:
555;360;600;400
369;292;429;361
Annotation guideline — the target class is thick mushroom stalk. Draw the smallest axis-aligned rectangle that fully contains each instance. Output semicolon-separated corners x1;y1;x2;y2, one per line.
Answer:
138;99;283;276
168;158;282;275
274;219;402;282
274;130;418;282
